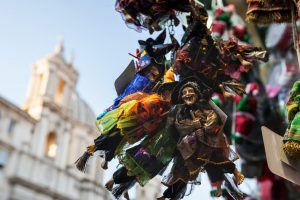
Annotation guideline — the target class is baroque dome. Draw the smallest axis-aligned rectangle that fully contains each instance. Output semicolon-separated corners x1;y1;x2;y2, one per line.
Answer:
70;91;96;129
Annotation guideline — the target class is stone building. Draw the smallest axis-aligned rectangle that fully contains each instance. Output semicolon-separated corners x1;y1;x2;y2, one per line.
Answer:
136;177;161;200
0;42;109;200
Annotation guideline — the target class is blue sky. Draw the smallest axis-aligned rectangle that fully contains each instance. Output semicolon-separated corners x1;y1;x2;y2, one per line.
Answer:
0;1;255;199
0;0;152;112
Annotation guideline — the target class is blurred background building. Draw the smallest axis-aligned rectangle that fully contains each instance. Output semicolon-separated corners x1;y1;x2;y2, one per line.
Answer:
0;42;110;200
136;178;161;200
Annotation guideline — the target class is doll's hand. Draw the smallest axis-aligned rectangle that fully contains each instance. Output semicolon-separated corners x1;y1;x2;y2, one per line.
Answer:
190;110;202;128
193;119;202;129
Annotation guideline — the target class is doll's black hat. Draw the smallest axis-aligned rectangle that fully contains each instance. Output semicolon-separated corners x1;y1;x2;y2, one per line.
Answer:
156;81;179;95
136;29;178;77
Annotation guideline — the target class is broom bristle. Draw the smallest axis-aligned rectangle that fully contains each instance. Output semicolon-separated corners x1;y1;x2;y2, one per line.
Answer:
112;184;127;199
75;151;91;172
246;11;291;24
112;180;136;199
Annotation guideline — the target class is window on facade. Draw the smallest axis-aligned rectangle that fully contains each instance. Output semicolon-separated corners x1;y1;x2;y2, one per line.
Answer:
7;119;17;134
0;149;8;168
55;79;65;105
45;132;57;158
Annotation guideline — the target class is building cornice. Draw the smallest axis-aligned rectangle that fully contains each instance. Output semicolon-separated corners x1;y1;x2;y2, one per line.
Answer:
0;95;37;124
7;149;108;199
9;177;73;200
42;101;96;132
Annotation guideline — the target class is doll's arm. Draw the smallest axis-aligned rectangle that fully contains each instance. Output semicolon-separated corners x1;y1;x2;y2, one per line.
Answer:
204;110;222;134
165;105;181;141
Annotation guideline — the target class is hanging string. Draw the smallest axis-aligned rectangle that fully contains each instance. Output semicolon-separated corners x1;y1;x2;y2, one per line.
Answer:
168;19;175;36
168;20;177;70
231;99;236;145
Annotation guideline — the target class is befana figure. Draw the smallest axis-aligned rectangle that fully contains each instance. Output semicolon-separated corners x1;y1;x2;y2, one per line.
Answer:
158;76;244;199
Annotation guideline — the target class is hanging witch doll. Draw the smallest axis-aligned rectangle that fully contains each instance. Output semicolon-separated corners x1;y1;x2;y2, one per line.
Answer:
75;30;177;171
104;81;179;200
98;29;175;118
158;77;244;199
174;1;268;96
115;0;204;34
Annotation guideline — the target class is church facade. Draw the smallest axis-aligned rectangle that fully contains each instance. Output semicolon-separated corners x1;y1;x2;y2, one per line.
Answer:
0;42;109;200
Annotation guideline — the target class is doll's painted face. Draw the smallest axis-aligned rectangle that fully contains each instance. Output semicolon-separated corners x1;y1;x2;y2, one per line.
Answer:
182;86;198;106
146;66;160;81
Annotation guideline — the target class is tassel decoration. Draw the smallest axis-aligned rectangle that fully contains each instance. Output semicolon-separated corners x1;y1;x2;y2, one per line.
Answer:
283;140;300;158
